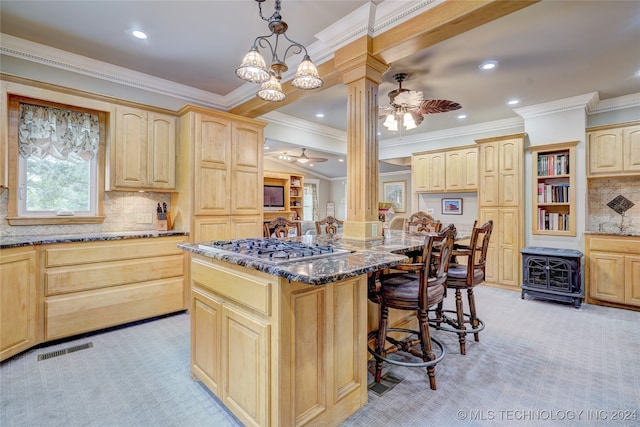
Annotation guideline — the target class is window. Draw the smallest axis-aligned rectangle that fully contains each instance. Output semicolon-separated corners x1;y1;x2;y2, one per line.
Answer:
7;96;106;225
303;180;319;221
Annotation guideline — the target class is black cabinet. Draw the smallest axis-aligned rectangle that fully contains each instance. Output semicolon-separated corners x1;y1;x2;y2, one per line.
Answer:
521;247;583;308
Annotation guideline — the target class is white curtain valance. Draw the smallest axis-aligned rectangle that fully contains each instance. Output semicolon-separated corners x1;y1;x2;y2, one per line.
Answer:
18;103;100;161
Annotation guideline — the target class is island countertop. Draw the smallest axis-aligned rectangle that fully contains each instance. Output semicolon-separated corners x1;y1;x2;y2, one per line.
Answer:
0;230;189;249
179;231;445;285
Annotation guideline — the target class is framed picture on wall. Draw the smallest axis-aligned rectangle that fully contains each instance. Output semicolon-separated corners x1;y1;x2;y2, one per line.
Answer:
442;198;463;215
383;181;406;213
326;201;335;217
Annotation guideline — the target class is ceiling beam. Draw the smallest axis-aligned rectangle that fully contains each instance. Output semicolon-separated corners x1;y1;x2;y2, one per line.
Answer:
229;0;541;119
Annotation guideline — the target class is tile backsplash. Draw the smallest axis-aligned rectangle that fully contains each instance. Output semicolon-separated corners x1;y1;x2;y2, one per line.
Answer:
0;187;171;237
587;177;640;233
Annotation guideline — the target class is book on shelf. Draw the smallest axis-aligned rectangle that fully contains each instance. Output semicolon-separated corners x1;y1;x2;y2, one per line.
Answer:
537;152;570;176
537;208;570;231
539;183;570;203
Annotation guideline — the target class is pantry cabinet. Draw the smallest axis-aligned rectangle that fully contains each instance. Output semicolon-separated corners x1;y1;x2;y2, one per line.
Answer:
587;122;640;177
585;234;640;309
172;106;266;242
0;246;38;361
476;133;525;288
111;106;177;191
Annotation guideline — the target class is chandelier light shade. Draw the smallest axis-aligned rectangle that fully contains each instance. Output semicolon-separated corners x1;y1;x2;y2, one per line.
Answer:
257;74;286;102
236;0;323;101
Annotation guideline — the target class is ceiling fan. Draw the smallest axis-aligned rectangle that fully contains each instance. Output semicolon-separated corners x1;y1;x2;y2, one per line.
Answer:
380;73;462;132
279;148;328;164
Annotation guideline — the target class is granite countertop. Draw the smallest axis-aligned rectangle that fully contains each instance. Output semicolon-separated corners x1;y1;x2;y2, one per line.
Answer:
0;230;189;249
584;230;640;237
179;230;455;286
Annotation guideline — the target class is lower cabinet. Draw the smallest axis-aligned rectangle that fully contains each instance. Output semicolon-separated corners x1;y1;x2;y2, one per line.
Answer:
480;207;522;288
0;246;39;361
585;234;640;309
42;236;187;341
189;254;368;427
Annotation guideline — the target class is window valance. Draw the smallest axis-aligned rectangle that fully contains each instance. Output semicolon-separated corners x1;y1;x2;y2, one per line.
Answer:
18;103;100;161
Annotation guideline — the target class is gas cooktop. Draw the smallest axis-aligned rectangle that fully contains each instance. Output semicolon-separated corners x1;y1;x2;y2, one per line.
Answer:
198;238;350;265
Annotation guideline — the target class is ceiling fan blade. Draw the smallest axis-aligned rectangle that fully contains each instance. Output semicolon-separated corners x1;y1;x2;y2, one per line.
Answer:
419;99;462;114
392;90;424;108
306;157;328;163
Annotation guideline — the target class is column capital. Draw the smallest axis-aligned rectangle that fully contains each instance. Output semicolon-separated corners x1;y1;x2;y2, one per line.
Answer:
334;36;389;85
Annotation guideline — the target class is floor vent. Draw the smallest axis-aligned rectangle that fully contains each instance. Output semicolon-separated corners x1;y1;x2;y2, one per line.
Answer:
37;342;93;361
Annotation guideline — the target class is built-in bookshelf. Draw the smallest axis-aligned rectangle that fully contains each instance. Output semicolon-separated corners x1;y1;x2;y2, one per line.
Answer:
529;141;578;236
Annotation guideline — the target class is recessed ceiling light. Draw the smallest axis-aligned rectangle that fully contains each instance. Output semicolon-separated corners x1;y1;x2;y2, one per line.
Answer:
309;163;315;167
338;159;344;162
479;60;498;71
131;30;148;39
457;114;467;119
315;113;325;118
508;99;520;105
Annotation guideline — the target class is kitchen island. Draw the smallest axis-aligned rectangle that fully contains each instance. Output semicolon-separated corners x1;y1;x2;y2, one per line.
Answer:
178;232;428;427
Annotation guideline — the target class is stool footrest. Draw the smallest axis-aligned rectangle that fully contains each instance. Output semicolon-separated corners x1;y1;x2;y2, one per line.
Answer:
429;309;485;334
367;328;445;368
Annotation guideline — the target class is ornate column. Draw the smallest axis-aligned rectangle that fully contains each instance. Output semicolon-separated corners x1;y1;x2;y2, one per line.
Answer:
334;37;389;240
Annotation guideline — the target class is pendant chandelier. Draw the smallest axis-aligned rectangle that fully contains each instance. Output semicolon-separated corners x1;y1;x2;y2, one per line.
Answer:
236;0;323;102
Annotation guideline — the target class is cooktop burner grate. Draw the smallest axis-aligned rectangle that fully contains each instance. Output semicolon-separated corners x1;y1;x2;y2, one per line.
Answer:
198;238;350;265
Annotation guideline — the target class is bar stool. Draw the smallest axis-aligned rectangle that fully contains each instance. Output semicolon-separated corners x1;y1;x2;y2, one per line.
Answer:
431;220;493;355
367;225;456;390
315;216;343;235
263;217;301;238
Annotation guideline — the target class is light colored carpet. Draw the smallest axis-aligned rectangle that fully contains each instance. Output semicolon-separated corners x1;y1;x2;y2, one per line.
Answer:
2;286;639;427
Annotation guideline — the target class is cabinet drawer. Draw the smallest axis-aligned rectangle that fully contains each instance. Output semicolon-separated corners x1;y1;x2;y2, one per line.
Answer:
191;257;272;316
587;237;640;254
46;254;183;295
44;237;184;267
45;278;184;340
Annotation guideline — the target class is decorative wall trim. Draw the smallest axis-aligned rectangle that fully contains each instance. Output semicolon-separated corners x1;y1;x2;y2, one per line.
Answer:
587;92;640;114
513;92;599;119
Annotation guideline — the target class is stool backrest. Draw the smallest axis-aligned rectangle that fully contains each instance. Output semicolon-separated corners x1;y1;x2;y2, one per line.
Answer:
315;216;343;235
264;217;301;238
407;211;442;234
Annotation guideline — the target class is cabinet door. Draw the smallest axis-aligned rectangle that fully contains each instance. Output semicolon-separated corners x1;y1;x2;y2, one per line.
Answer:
588;129;623;176
194;217;231;242
497;208;520;287
462;147;478;190
625;255;640;306
445;150;463;191
221;304;270;427
195;114;232;216
147;112;176;190
230;216;262;239
115;107;148;188
588;252;625;303
499;138;521;206
427;152;445;192
1;247;38;361
479;143;499;206
412;154;429;192
191;287;222;396
231;122;263;216
623;125;640;174
479;208;498;283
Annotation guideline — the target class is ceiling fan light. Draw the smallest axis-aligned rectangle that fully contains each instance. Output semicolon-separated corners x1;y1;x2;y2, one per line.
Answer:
257;75;286;102
296;157;309;164
403;112;417;130
291;56;323;89
236;48;270;83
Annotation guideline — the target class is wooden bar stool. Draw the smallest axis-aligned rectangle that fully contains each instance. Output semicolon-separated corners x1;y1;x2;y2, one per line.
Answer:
367;225;456;390
263;217;301;238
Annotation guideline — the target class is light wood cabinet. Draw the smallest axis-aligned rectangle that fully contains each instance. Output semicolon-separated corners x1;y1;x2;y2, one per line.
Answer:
476;133;525;288
189;254;368;427
587;122;640;177
585;234;640;309
445;147;478;191
173;106;265;242
529;141;577;236
0;246;38;361
42;236;186;340
412;146;477;193
111;106;177;191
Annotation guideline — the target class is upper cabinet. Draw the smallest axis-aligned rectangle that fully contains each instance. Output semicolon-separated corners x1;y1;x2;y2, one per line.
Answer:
587;122;640;178
529;141;577;236
110;106;177;191
412;146;477;193
477;136;523;207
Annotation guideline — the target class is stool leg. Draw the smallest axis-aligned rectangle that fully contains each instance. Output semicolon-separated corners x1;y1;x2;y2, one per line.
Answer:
467;288;480;342
375;304;389;383
455;288;466;355
417;309;436;390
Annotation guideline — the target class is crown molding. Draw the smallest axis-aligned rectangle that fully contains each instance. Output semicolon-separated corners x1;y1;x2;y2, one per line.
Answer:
513;92;599;119
0;33;228;110
379;116;524;147
261;111;347;141
587;92;640;114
